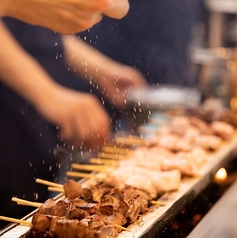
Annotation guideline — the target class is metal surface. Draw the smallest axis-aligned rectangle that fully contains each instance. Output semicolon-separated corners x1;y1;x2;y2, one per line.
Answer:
117;134;237;238
126;85;201;111
191;47;237;66
2;133;237;238
191;47;237;108
188;178;237;238
206;0;237;14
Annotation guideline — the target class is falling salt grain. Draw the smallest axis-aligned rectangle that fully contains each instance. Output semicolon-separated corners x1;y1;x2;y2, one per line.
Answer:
35;193;39;200
49;166;52;171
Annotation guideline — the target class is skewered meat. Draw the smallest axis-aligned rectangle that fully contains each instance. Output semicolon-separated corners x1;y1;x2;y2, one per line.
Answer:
31;214;61;234
27;181;154;238
29;206;120;237
123;174;157;198
194;134;222;150
147;116;234;153
169;116;191;136
67;205;90;220
86;183;113;203
54;217;117;238
99;190;129;216
211;121;235;140
104;166;181;198
25;114;236;238
37;198;69;216
64;179;84;199
121;186;150;214
117;146;200;176
176;147;208;167
189;117;213;134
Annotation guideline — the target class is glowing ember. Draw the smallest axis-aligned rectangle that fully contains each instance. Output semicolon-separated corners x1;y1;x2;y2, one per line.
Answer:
214;168;227;183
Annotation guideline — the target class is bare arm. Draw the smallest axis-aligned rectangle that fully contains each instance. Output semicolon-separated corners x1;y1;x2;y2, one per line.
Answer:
0;21;110;149
63;35;147;108
0;0;129;34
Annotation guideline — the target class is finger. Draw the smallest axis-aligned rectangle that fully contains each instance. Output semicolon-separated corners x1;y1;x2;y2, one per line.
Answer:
58;118;79;145
103;0;130;19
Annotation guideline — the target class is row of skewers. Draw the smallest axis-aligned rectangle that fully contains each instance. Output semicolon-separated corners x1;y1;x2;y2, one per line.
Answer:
0;115;236;237
65;116;235;198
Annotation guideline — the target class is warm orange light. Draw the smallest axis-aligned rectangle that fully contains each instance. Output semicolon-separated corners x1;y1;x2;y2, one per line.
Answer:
226;60;237;71
214;168;227;183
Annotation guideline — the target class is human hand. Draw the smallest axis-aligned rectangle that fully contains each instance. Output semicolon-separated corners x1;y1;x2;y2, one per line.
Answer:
0;21;111;149
35;85;111;150
0;0;129;34
95;65;148;108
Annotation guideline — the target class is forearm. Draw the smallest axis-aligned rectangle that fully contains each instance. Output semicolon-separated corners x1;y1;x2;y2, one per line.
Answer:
0;0;21;17
62;35;122;82
0;21;61;107
0;0;8;16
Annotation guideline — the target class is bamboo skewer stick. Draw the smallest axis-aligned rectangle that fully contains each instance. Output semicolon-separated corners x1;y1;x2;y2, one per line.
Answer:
0;216;129;232
66;171;105;179
89;158;118;165
150;200;166;206
115;136;144;146
36;178;63;188
48;187;64;193
98;152;127;160
71;163;111;172
66;170;166;206
0;216;32;226
112;224;131;231
11;197;42;208
101;146;133;155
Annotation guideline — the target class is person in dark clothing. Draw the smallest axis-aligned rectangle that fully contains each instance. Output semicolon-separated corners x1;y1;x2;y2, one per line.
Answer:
0;18;145;229
0;0;203;230
79;0;202;86
77;0;204;127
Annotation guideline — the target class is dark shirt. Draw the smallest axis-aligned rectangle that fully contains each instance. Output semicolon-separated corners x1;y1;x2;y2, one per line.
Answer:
79;0;201;86
0;19;85;228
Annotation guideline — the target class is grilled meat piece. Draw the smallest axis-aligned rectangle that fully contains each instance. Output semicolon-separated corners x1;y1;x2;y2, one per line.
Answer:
87;183;112;203
31;214;61;233
211;121;234;140
55;217;118;238
54;219;80;238
29;214;119;238
99;190;129;216
63;179;84;199
67;206;90;220
77;202;100;215
102;212;127;227
122;186;150;213
37;199;69;216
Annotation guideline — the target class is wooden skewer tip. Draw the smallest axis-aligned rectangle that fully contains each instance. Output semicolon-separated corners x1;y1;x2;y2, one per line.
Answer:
0;216;32;226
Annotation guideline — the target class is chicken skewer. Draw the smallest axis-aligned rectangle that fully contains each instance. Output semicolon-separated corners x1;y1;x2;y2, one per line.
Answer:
36;178;165;206
67;165;181;199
